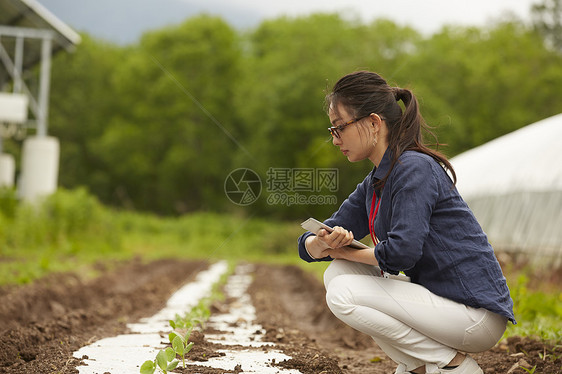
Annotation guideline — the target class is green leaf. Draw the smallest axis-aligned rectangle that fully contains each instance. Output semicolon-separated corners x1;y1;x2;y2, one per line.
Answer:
140;360;155;374
168;331;179;344
156;350;168;371
166;360;179;371
172;335;185;355
185;341;195;354
184;326;193;340
165;347;175;361
169;320;176;329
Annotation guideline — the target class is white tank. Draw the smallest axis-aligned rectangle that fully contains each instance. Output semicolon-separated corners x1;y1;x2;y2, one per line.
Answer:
0;153;15;187
19;136;59;202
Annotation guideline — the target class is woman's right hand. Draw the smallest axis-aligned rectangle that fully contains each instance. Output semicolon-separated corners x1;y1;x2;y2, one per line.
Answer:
317;226;355;249
305;226;355;259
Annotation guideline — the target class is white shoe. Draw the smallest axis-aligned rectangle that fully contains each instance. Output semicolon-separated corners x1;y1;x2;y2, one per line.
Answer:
426;355;483;374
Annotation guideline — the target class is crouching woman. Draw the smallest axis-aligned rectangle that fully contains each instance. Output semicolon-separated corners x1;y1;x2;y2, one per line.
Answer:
298;71;515;374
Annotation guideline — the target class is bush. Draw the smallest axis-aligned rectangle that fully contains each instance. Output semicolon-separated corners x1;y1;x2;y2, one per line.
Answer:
0;187;18;220
1;187;120;253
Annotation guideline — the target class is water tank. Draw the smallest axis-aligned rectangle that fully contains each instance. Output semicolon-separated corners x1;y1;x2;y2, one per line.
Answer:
19;136;59;202
0;153;15;187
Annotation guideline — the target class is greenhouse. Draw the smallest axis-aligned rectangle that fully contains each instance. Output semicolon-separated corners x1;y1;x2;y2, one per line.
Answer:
452;113;562;265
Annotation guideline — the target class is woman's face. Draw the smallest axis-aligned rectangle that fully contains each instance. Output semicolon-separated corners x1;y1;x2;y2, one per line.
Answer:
328;103;375;163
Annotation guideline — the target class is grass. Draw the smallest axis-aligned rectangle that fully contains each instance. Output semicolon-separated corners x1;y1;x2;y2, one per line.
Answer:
504;270;562;343
0;187;303;284
0;187;560;345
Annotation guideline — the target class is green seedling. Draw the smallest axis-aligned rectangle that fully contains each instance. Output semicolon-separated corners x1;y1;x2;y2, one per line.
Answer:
140;348;178;374
189;303;211;330
139;261;235;373
169;299;212;331
168;325;196;368
170;332;194;368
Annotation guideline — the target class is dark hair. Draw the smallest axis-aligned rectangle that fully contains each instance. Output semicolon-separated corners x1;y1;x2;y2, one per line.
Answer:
326;70;456;187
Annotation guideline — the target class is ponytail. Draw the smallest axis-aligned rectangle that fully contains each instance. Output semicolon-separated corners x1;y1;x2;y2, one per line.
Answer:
386;86;456;187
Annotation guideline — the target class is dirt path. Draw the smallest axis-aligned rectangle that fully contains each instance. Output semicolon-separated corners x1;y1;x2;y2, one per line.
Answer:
0;259;559;373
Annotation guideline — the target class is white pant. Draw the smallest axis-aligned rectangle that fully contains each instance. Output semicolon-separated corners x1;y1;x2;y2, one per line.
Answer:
324;260;507;371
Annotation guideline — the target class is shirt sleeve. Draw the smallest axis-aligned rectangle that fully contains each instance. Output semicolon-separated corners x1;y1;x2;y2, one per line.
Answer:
298;175;371;262
375;156;440;273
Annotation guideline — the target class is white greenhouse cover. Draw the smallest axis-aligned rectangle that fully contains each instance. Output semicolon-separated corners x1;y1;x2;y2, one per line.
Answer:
452;113;562;198
451;113;562;264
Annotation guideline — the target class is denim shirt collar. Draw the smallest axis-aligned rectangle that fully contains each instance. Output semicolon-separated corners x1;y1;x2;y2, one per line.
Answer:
370;147;392;192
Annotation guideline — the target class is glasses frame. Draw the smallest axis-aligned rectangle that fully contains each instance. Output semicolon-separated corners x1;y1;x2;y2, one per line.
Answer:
328;116;368;139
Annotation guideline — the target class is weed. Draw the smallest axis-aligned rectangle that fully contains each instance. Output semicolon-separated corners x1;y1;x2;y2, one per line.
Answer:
539;344;562;362
505;272;562;344
519;365;537;373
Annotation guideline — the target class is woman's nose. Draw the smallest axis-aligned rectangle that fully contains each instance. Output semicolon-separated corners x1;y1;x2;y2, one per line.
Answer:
332;135;342;146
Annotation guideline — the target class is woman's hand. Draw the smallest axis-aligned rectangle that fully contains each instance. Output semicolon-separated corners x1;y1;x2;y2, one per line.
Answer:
316;226;355;260
317;226;354;249
304;226;354;259
305;227;379;265
320;226;381;265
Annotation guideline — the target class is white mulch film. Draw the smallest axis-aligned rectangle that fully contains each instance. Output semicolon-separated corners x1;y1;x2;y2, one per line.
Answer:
73;261;301;374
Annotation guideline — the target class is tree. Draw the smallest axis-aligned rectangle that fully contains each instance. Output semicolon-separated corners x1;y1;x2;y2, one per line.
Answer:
532;0;562;52
46;12;562;219
49;35;125;201
403;21;562;156
94;15;242;213
234;14;422;218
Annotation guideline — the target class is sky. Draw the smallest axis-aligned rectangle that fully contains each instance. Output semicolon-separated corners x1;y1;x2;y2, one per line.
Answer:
215;0;535;32
39;0;539;44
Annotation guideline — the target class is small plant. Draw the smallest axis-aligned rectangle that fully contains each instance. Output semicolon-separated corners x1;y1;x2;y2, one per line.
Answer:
140;316;198;373
140;348;179;374
539;344;562;362
169;328;195;368
169;298;212;331
520;365;537;374
139;262;234;373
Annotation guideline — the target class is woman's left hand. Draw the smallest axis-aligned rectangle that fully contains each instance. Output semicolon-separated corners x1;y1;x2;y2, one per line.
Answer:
325;246;353;260
326;247;380;266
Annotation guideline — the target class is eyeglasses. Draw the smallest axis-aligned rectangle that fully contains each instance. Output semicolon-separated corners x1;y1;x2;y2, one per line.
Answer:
328;115;386;139
328;116;367;139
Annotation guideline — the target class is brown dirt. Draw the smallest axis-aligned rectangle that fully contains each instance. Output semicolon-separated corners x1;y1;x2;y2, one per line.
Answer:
0;260;560;374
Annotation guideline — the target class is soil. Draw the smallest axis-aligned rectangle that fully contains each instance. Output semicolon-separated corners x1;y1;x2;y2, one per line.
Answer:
0;259;560;374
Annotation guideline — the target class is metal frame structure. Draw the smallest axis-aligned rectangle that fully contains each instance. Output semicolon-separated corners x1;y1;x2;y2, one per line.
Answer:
0;0;80;151
0;25;52;139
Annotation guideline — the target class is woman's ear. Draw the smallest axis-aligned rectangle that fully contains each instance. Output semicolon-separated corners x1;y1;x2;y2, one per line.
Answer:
369;113;382;133
369;113;383;125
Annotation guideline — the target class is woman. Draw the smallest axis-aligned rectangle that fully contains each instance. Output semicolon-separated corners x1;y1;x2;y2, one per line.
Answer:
298;71;515;374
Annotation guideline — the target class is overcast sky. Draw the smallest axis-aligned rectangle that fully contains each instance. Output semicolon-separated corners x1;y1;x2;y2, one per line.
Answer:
211;0;536;33
40;0;539;44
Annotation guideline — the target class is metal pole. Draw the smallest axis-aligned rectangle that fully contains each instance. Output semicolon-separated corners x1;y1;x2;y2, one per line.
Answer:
37;35;52;137
0;35;2;154
14;36;24;93
0;40;39;118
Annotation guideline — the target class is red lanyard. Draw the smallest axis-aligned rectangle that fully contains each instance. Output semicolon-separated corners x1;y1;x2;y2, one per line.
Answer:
369;189;381;246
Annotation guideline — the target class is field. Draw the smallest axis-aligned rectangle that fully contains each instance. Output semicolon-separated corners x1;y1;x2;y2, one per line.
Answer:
0;189;561;373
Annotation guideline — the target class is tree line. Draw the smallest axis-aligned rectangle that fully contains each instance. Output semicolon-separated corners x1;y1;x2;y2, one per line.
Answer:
5;7;561;219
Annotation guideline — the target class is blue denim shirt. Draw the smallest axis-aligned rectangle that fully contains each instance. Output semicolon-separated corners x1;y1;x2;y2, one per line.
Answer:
298;149;515;323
